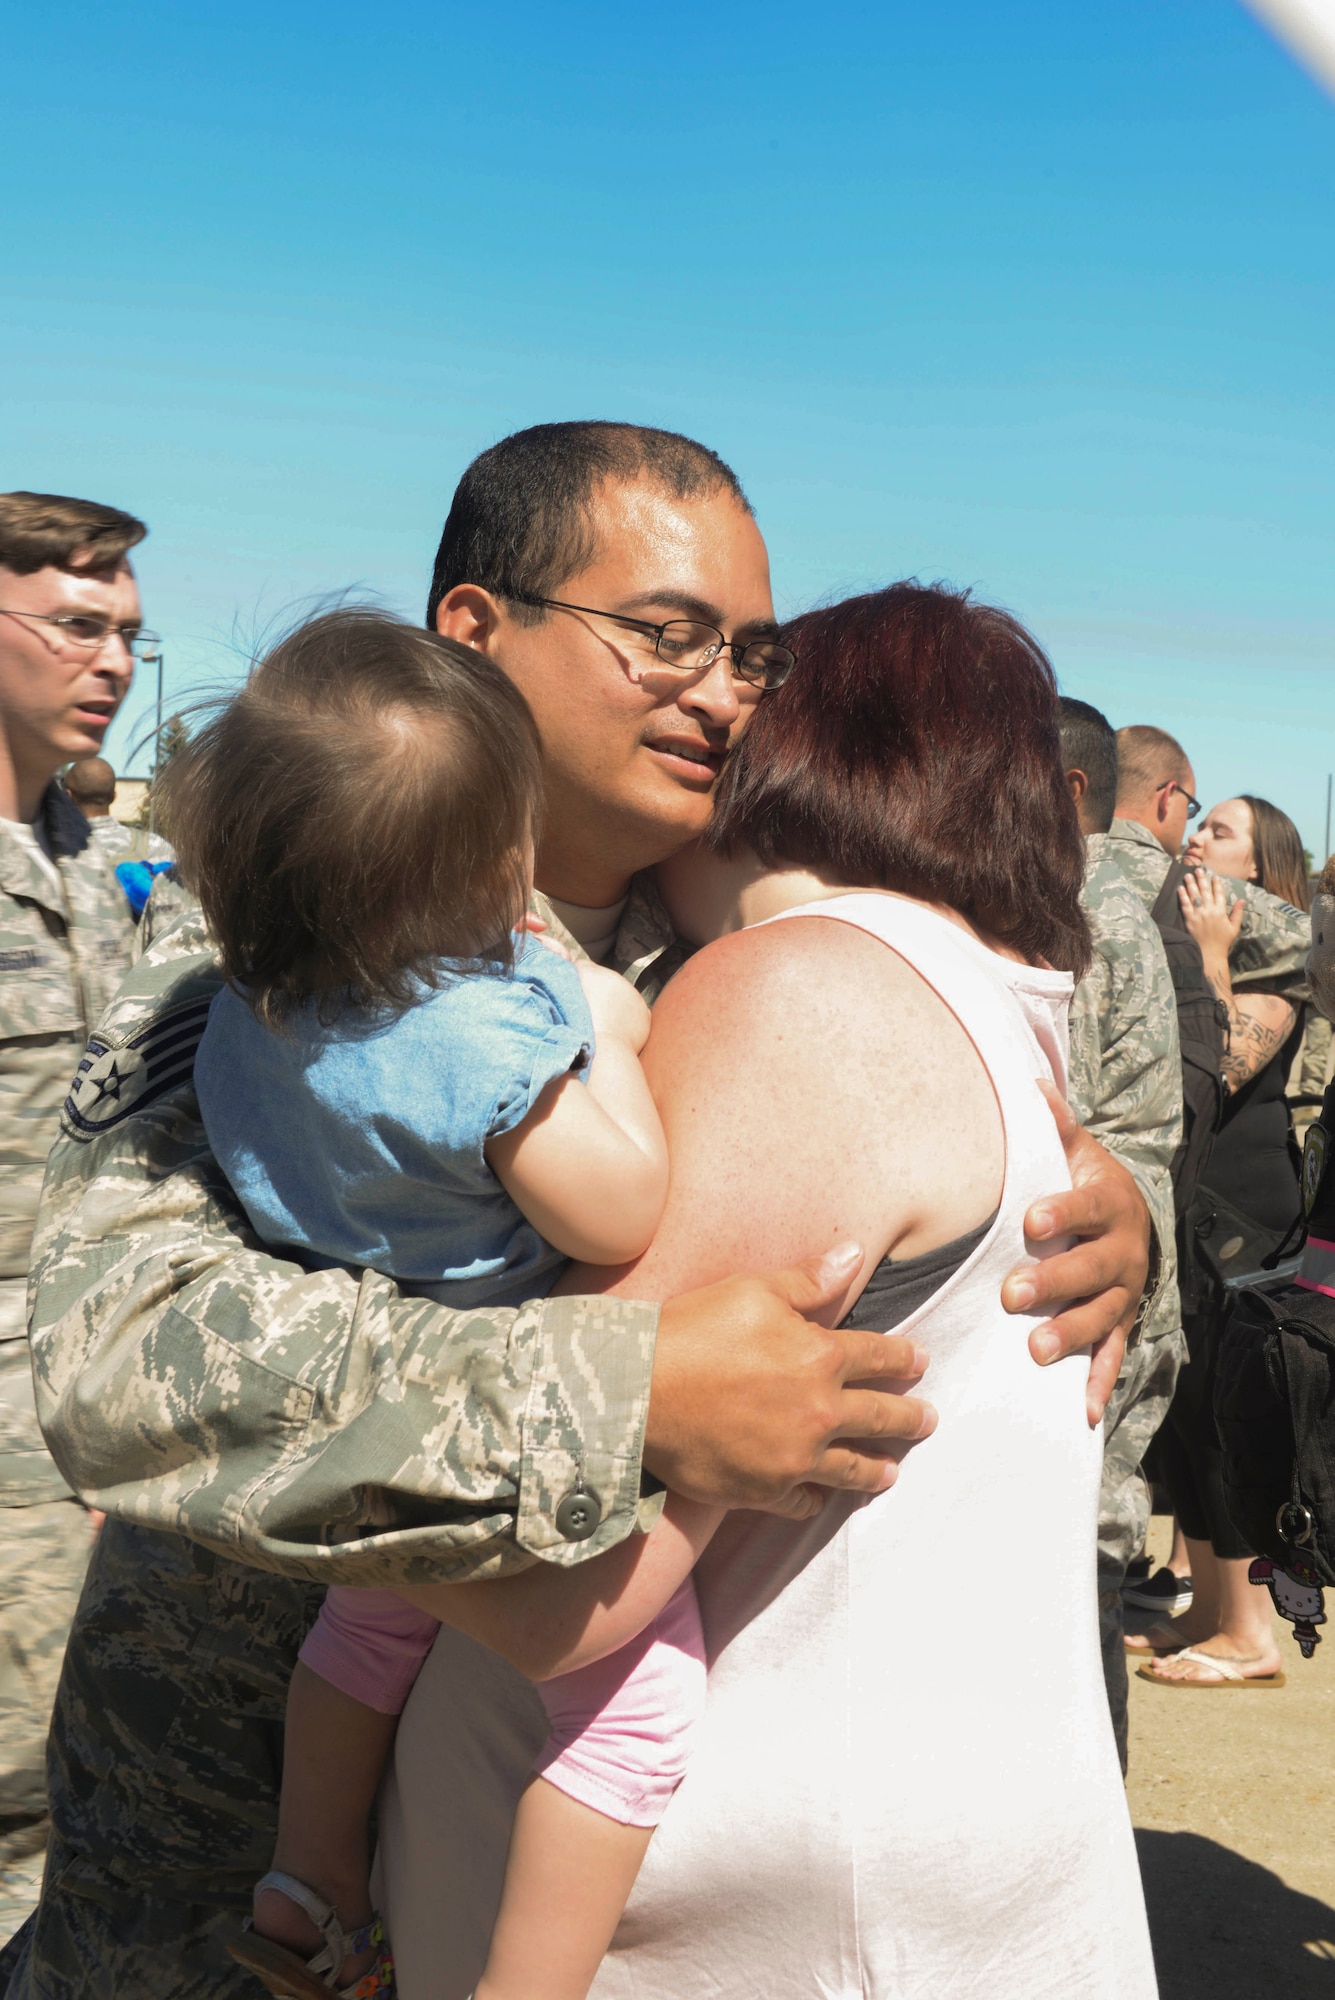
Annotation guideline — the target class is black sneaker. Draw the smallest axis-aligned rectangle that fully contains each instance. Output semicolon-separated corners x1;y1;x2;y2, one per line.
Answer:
1123;1567;1193;1616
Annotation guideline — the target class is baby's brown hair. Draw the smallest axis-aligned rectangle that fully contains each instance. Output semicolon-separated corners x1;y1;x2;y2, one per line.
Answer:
163;609;542;1025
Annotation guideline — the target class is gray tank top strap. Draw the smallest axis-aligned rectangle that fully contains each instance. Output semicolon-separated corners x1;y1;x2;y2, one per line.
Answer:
840;1213;997;1333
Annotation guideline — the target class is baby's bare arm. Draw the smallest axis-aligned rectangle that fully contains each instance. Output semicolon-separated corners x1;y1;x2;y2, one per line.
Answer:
485;967;668;1264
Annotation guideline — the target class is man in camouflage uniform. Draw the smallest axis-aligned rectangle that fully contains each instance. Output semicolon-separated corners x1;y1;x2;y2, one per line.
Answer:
0;495;150;1923
1059;699;1183;1773
64;759;174;869
1109;727;1310;1009
1106;726;1309;1689
6;427;1153;1997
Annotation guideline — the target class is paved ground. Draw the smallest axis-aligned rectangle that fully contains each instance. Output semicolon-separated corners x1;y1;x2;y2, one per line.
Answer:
1127;1512;1335;1998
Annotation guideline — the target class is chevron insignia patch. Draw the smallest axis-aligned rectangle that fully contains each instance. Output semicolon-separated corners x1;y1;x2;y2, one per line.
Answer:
63;993;215;1139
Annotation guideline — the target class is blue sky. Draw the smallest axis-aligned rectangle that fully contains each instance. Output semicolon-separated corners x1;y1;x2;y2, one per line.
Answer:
4;2;1333;851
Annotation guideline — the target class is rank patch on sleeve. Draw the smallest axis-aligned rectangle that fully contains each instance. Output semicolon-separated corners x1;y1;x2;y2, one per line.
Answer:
63;993;215;1138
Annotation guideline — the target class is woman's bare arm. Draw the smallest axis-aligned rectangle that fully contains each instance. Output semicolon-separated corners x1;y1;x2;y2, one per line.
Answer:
1179;870;1298;1093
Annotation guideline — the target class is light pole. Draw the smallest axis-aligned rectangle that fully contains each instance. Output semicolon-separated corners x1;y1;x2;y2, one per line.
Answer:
148;648;165;834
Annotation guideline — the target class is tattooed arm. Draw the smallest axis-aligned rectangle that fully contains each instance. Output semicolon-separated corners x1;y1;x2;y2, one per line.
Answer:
1179;869;1298;1094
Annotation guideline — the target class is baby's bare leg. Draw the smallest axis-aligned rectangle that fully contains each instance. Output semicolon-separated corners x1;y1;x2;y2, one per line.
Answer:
253;1663;397;1977
476;1777;653;2000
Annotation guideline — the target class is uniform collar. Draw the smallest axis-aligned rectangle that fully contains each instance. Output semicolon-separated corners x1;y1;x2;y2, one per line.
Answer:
610;873;692;998
1107;816;1173;859
0;781;91;912
42;780;94;859
530;871;690;1001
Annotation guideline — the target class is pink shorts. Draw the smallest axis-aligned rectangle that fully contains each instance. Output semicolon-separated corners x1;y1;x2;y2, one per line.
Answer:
300;1574;706;1829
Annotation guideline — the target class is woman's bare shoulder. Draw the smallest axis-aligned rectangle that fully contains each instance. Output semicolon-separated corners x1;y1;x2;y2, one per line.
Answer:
652;912;924;1035
617;911;1001;1301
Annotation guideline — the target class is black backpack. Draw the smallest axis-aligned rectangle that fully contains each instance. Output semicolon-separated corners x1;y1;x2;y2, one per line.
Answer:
1214;1078;1335;1589
1148;858;1228;1219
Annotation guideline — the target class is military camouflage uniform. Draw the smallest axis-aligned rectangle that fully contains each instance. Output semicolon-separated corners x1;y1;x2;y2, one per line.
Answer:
85;818;174;867
1104;816;1311;1001
1092;817;1310;1764
1067;836;1184;1771
138;865;197;951
1288;1012;1333;1139
4;892;664;1993
0;787;135;1887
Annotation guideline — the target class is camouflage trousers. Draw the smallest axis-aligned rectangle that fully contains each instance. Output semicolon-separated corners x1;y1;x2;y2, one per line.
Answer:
0;1291;96;1830
1;1835;263;1999
1097;1327;1184;1774
4;1519;322;1995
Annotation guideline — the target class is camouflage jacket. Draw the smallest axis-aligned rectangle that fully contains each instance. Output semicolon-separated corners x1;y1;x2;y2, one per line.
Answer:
1068;837;1181;1343
28;901;664;1587
0;783;136;1295
87;815;175;866
1105;816;1310;998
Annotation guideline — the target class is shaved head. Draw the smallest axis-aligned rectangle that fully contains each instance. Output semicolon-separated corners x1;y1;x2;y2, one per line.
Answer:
65;756;117;808
1115;725;1191;807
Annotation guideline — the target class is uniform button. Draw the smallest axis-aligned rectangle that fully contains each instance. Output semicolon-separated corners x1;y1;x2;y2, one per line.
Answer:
556;1485;602;1541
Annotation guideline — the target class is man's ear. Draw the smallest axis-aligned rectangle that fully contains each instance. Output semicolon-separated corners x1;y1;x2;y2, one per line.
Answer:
1065;768;1088;809
435;584;504;655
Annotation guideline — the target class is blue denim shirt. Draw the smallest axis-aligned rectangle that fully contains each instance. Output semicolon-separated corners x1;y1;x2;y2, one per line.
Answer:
195;934;594;1307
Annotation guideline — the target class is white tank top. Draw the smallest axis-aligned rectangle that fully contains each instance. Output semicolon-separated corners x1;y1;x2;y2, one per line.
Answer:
375;894;1158;2000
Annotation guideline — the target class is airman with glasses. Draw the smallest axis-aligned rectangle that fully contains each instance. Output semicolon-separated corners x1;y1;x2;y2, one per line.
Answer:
0;495;154;826
0;490;148;1882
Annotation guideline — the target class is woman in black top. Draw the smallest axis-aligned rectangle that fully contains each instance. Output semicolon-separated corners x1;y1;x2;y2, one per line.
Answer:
1135;794;1306;1687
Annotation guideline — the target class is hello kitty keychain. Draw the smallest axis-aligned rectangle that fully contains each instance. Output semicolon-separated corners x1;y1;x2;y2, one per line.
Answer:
1249;1504;1327;1659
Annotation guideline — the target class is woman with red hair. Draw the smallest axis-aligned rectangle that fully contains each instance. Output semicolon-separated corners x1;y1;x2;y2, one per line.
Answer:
378;583;1156;1999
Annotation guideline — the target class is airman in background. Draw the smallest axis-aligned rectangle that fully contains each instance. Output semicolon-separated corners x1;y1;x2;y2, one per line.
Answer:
1109;726;1309;1007
1060;698;1184;1773
0;493;147;1923
64;756;174;867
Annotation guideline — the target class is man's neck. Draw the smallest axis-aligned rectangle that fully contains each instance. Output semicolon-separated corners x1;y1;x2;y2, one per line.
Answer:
0;737;57;826
534;834;635;911
1111;809;1172;854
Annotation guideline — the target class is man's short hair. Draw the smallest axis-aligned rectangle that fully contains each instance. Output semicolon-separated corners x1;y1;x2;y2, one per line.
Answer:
0;493;146;575
65;757;117;807
1115;724;1190;805
426;422;752;627
1057;697;1118;834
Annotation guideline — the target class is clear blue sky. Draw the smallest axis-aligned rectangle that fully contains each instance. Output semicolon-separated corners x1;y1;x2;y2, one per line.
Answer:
4;2;1333;852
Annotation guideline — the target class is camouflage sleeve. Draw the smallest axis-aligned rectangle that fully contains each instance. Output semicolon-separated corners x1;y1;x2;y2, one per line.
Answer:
1073;856;1182;1340
1296;1012;1332;1103
27;917;659;1588
1228;877;1311;999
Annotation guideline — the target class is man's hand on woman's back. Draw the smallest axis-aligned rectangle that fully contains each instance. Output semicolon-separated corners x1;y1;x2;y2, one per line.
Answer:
642;1242;937;1522
1001;1083;1150;1426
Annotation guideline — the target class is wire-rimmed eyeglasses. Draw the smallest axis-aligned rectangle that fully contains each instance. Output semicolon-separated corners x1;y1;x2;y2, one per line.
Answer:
509;593;796;691
1160;779;1201;820
0;607;161;658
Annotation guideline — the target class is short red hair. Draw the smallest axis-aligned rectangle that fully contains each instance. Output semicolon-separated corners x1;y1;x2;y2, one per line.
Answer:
711;582;1091;976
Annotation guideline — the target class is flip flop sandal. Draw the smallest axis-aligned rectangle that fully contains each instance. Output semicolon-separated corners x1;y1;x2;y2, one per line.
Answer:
1135;1647;1286;1690
227;1871;396;1998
